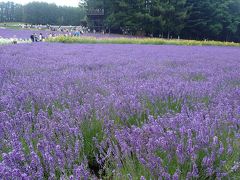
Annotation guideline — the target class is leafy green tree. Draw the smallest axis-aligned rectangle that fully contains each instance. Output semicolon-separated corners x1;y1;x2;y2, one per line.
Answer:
0;2;22;22
23;2;85;25
183;0;240;41
85;0;188;37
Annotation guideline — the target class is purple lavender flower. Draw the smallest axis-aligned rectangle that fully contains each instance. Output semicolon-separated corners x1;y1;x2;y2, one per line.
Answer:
1;42;240;179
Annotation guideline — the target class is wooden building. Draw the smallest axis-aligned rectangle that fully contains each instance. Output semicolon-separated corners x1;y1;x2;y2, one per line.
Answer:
87;8;105;32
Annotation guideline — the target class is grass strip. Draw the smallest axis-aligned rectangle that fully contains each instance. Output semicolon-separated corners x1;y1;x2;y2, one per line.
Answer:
46;35;240;47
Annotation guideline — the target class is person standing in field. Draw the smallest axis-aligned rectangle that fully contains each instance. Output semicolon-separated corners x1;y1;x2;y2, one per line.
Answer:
33;33;38;42
39;33;43;41
30;33;35;42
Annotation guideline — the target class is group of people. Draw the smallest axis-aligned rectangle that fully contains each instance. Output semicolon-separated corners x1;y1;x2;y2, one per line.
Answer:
30;33;44;42
30;29;85;42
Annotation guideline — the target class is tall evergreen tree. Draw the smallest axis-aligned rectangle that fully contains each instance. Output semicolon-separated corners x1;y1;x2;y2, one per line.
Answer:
85;0;188;37
183;0;240;41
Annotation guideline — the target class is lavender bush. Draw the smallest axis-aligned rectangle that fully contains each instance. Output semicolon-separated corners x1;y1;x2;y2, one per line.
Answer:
0;43;239;179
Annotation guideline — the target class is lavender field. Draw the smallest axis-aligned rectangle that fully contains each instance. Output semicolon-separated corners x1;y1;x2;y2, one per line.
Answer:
0;28;55;39
0;28;131;39
0;43;240;179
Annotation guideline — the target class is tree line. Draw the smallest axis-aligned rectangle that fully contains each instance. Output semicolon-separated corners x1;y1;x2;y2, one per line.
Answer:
0;1;85;26
85;0;240;42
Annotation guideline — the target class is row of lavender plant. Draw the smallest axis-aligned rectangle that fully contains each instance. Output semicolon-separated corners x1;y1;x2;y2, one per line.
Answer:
0;43;239;179
0;28;131;40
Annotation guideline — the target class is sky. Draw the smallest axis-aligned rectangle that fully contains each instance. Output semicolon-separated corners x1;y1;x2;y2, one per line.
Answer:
0;0;80;7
